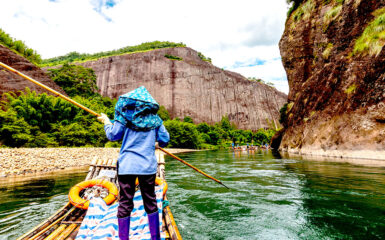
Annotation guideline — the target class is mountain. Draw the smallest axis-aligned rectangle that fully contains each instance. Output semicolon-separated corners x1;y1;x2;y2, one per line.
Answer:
0;44;65;96
279;0;385;159
74;47;287;130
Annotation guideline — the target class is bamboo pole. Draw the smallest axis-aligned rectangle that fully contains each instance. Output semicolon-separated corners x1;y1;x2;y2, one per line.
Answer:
158;147;229;189
163;196;183;240
0;61;100;117
43;224;67;240
85;158;97;180
55;223;78;240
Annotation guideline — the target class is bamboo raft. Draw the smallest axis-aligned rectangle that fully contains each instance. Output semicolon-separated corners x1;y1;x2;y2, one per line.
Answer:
17;150;182;240
231;146;259;151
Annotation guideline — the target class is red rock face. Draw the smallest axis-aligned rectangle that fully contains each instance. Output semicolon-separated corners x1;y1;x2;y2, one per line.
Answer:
0;45;66;96
79;47;287;130
279;0;385;159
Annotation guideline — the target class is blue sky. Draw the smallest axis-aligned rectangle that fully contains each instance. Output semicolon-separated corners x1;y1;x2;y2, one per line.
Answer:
0;0;290;94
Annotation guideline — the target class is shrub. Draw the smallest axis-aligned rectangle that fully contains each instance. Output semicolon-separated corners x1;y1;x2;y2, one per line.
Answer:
164;54;183;61
197;52;212;62
279;103;288;126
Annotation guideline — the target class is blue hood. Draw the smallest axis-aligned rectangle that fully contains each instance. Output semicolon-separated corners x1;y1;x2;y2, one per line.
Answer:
114;86;163;131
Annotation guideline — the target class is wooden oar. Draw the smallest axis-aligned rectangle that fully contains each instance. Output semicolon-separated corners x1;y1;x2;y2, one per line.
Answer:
158;147;229;189
0;61;229;189
0;61;100;117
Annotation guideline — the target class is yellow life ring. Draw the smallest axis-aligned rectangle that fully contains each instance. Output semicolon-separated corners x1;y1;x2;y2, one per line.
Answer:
69;179;118;209
135;177;168;197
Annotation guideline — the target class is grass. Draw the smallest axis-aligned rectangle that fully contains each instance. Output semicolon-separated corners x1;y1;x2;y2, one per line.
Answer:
287;102;295;112
323;5;342;31
353;8;385;56
344;84;357;94
322;43;334;59
291;0;315;23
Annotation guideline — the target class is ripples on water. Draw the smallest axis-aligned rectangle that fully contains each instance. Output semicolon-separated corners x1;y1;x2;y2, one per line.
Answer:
165;150;385;240
0;171;87;239
1;150;385;239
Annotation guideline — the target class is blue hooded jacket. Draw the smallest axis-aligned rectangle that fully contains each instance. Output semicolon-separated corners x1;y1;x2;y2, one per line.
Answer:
104;87;169;175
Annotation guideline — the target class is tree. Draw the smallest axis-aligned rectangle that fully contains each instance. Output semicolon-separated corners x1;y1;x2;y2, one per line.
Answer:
183;116;194;123
220;115;232;132
158;106;170;121
207;130;220;145
0;88;111;148
47;64;98;98
197;122;210;133
0;109;33;147
164;120;202;149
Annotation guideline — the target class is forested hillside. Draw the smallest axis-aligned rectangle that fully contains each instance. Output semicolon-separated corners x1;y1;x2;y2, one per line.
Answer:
1;64;276;149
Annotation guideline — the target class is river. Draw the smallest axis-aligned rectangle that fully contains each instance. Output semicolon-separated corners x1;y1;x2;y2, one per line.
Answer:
1;150;385;239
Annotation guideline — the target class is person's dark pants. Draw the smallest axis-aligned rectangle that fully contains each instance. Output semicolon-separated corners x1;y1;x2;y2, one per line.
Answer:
117;174;158;218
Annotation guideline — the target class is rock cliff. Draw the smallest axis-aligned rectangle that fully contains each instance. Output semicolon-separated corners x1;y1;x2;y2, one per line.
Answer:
279;0;385;159
78;47;287;130
0;44;65;96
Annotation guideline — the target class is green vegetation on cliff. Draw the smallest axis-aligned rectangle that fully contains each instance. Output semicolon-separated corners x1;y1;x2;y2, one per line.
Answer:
164;54;183;61
353;8;385;56
0;28;42;65
287;0;305;17
41;41;187;67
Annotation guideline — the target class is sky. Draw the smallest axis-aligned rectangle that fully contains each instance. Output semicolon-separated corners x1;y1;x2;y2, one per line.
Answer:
0;0;290;94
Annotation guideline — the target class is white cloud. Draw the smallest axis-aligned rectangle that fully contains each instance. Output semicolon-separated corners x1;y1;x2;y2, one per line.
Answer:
0;0;290;94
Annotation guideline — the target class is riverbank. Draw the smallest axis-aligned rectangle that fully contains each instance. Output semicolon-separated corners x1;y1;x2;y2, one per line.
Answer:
281;147;385;161
0;147;198;178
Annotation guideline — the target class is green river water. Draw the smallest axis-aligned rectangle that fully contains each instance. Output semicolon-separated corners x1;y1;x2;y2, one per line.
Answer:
0;150;385;239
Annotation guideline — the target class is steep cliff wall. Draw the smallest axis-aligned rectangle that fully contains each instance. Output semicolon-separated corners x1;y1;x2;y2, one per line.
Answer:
0;44;65;96
78;47;287;130
279;0;385;159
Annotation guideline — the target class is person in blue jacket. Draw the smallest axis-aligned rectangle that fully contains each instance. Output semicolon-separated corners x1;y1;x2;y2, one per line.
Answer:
98;86;169;240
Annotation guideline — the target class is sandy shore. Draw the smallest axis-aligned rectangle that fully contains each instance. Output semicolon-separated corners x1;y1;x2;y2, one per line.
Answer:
0;148;198;178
